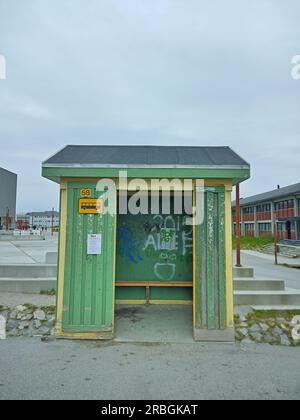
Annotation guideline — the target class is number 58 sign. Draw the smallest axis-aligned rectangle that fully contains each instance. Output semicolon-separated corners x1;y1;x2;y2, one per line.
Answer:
80;188;92;198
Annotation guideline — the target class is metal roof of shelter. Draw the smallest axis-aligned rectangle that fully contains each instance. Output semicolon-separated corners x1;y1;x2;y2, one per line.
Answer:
43;145;249;168
42;145;250;184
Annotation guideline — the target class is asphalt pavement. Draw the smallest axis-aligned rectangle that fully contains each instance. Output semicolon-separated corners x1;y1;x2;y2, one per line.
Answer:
0;337;299;400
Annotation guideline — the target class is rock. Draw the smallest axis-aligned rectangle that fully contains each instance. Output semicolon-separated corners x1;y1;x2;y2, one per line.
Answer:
0;310;9;320
9;310;17;320
18;321;30;330
33;310;46;321
21;314;33;321
33;319;42;329
36;326;50;336
16;305;27;312
280;323;289;332
291;325;300;344
50;328;55;336
7;328;19;337
239;315;247;323
249;324;261;333
241;337;256;345
237;328;248;337
6;320;18;331
45;317;55;328
0;315;6;340
22;326;34;337
276;318;286;323
259;323;269;332
280;334;291;346
250;332;263;342
272;326;283;337
290;315;300;327
263;333;275;344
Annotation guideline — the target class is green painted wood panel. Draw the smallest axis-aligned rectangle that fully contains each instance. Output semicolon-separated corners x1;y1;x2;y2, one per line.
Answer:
115;286;192;301
62;183;116;332
195;187;226;330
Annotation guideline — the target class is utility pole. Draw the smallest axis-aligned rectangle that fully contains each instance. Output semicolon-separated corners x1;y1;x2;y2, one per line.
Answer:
235;184;242;267
274;218;278;265
51;208;54;236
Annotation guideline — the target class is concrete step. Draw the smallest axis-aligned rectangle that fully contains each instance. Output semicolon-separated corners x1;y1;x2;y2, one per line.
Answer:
251;305;300;312
0;278;56;293
233;267;254;278
262;244;299;258
234;278;285;291
45;252;58;264
0;264;57;278
278;252;298;258
234;290;300;306
280;240;300;248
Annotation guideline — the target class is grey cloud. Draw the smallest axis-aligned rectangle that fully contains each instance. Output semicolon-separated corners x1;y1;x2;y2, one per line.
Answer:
0;0;299;211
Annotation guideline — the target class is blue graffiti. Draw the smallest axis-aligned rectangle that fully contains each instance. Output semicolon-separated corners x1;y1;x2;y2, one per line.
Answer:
117;226;143;265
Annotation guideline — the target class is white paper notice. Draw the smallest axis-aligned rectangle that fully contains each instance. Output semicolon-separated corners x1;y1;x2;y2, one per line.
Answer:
87;234;102;255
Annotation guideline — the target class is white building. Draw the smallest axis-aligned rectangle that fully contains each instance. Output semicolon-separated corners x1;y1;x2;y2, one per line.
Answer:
26;211;59;229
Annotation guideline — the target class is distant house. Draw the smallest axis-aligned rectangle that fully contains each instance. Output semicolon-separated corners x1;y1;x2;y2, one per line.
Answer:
0;167;17;230
232;183;300;240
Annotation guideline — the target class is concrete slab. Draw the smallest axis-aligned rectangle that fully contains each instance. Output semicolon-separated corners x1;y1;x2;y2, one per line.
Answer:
234;278;285;291
0;264;57;278
0;242;35;264
233;266;254;278
235;289;300;306
0;235;58;264
0;279;56;293
45;252;58;264
115;304;194;344
0;292;55;307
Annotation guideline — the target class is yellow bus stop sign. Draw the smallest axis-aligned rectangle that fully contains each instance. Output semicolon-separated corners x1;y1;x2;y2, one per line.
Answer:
78;198;104;214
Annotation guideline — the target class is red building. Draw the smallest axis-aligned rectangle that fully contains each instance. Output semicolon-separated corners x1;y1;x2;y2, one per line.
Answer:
232;183;300;241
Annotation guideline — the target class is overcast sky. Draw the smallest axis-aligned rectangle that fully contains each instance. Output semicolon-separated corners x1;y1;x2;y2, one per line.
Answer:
0;0;299;213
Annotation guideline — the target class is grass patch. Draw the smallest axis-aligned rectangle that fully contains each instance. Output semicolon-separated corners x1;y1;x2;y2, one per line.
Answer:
40;305;56;315
23;303;38;312
247;309;300;322
40;289;56;296
232;235;274;251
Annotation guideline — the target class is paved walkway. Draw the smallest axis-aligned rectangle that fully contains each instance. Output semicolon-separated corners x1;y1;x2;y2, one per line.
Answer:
0;234;58;264
240;249;300;266
234;250;300;290
0;293;55;307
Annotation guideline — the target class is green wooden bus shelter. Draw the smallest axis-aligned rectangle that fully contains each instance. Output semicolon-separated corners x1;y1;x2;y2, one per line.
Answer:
42;145;250;342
